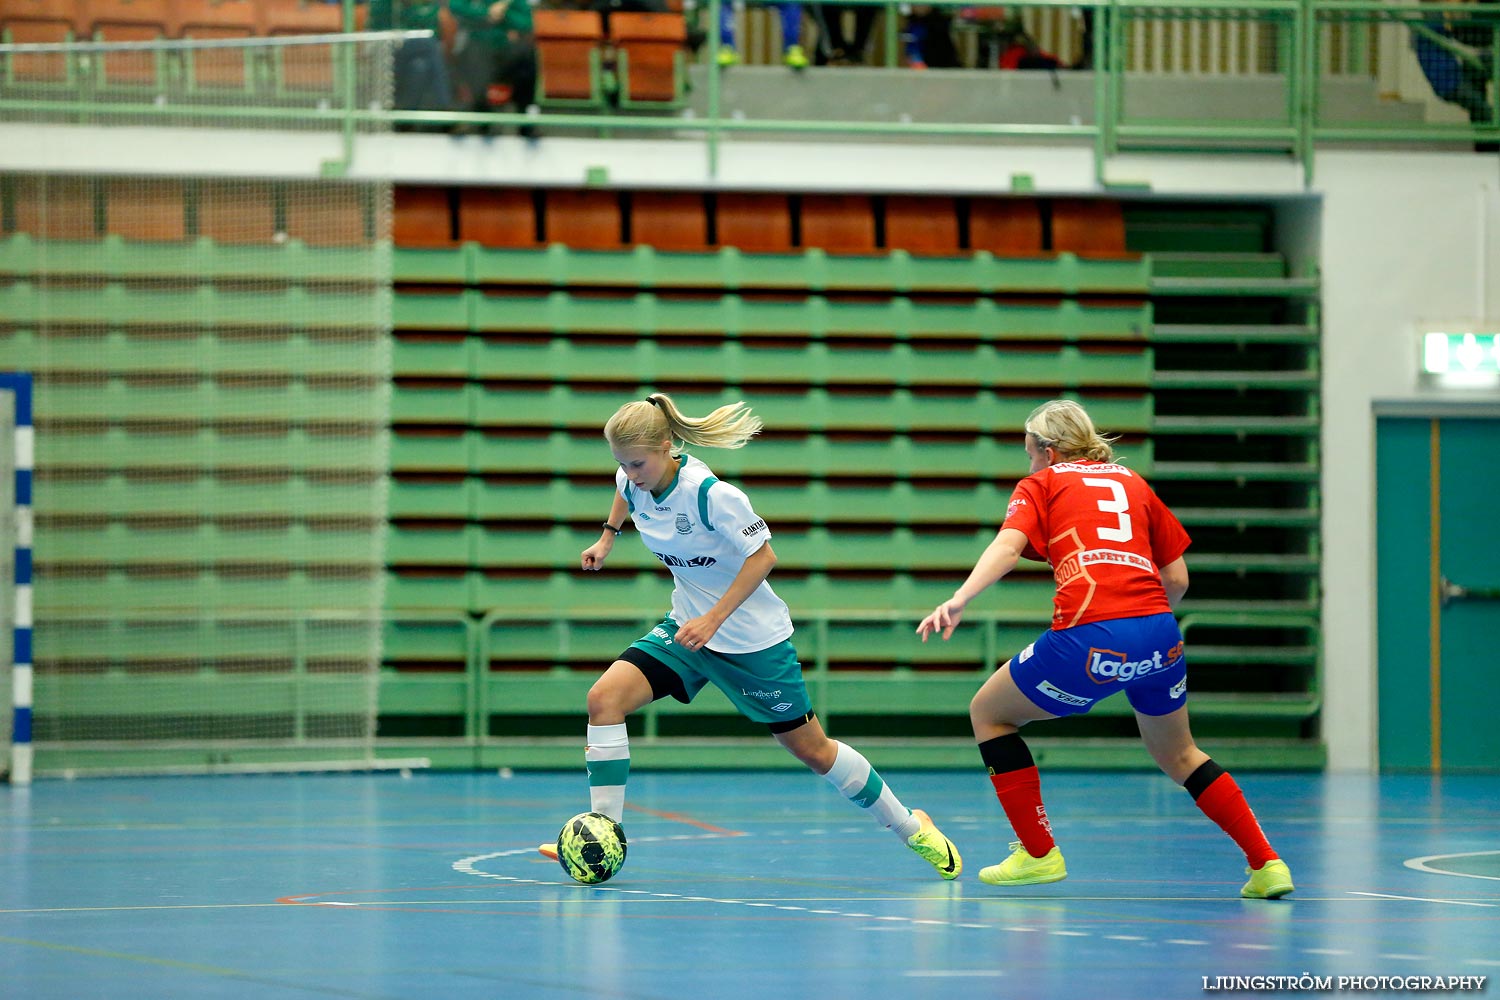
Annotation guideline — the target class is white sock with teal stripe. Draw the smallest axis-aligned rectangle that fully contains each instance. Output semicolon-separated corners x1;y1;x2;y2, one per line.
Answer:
823;741;921;840
585;723;630;823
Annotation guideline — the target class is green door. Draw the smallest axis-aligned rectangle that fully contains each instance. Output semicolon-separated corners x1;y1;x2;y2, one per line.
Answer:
1376;414;1500;772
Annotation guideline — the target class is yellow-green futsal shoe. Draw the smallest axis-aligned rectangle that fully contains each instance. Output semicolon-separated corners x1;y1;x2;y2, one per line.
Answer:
978;841;1068;886
906;809;962;880
1241;858;1294;899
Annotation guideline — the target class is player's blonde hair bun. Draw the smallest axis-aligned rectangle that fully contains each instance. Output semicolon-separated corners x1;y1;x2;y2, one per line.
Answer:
1024;399;1117;463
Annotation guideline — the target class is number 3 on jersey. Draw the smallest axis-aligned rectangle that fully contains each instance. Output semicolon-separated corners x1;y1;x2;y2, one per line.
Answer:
1082;477;1133;542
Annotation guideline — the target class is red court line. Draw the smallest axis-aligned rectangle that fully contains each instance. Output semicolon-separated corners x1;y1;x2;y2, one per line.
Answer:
277;884;487;905
623;802;746;836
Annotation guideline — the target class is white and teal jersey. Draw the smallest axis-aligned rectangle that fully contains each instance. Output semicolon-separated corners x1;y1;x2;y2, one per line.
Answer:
617;454;793;654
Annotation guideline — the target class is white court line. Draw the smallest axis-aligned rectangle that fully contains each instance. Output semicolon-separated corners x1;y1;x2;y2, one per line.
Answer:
1404;850;1500;882
441;835;1491;966
1349;891;1497;908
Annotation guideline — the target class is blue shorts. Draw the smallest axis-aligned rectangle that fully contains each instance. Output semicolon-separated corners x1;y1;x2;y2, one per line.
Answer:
1008;612;1188;718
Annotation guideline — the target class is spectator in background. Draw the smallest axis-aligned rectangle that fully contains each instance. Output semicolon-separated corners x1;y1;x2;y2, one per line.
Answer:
1070;7;1094;69
368;0;454;129
717;2;810;68
902;5;961;69
997;22;1060;72
1410;0;1497;150
451;0;540;137
813;4;875;64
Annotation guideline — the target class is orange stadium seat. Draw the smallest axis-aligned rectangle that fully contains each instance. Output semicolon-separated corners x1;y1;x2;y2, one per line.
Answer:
12;176;98;240
609;11;686;105
285;182;368;247
969;198;1044;256
197;180;278;244
0;0;80;35
84;0;171;87
1051;198;1129;256
630;192;709;251
458;188;537;248
0;0;81;82
884;195;959;255
543;189;622;249
259;0;347;35
714;193;792;252
800;195;876;253
106;178;187;241
173;0;259;90
532;8;605;106
261;0;348;92
394;186;455;248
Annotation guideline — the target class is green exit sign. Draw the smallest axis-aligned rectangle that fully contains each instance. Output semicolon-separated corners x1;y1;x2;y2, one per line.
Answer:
1423;332;1500;375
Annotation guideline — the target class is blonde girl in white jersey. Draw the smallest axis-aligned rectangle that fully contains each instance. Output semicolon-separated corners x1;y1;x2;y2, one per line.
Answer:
541;392;962;880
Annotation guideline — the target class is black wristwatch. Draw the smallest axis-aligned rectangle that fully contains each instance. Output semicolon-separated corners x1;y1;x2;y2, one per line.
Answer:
602;522;623;535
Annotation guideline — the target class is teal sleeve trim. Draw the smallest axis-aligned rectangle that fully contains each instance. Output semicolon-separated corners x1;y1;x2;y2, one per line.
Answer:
852;769;886;809
623;487;636;516
586;758;630;787
698;477;719;531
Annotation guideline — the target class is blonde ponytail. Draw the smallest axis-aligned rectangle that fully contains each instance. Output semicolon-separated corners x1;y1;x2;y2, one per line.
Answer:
1024;399;1117;463
604;393;763;453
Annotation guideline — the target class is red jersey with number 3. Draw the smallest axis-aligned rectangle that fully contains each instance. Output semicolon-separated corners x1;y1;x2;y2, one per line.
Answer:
1001;461;1192;630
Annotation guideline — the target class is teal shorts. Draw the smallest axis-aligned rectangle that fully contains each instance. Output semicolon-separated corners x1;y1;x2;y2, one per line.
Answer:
624;616;813;726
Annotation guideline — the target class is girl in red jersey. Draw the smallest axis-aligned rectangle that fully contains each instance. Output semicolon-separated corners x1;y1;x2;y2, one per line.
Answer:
916;400;1293;899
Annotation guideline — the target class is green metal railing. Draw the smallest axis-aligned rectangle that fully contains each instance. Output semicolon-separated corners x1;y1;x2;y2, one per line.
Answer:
25;604;1321;773
1;2;1496;184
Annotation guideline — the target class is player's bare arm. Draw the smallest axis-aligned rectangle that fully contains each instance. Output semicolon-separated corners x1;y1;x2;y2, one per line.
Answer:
581;493;632;571
918;527;1029;641
675;541;777;650
1159;556;1189;609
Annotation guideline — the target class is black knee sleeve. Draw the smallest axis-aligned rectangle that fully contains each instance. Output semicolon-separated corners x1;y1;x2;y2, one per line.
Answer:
1183;758;1226;800
768;711;816;735
978;732;1035;776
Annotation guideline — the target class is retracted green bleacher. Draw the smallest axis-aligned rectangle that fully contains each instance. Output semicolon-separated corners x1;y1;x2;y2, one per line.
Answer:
0;173;394;769
1126;201;1321;759
0;177;1319;771
386;187;1322;769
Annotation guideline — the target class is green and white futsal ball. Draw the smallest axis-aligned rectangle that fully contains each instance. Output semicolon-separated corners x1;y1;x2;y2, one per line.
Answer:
557;812;627;884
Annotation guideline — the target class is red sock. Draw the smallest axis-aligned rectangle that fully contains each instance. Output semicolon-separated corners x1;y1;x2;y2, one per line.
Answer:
1195;773;1277;869
989;765;1055;858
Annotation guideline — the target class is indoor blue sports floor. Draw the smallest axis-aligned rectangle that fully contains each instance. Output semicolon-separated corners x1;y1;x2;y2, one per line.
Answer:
3;769;1497;999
